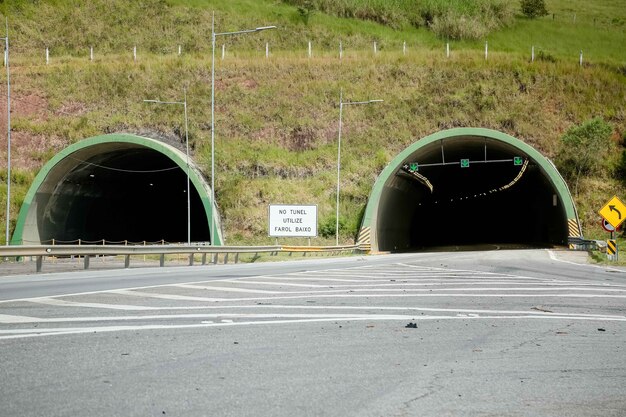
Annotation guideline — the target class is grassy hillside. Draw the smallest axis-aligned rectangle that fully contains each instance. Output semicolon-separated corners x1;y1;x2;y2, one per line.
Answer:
0;0;624;245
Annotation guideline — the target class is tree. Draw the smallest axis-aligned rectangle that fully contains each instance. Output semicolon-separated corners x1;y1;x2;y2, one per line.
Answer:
520;0;548;19
556;118;614;197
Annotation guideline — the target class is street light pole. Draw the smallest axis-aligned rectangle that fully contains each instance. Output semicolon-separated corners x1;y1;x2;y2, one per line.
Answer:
143;89;191;246
210;12;276;246
3;19;10;246
335;89;383;246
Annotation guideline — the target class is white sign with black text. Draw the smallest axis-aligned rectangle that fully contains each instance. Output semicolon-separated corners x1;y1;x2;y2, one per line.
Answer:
268;205;318;237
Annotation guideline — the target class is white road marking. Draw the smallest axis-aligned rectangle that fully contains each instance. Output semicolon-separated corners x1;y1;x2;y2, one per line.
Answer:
547;250;626;273
1;314;625;341
173;284;282;294
18;301;626;320
33;297;157;310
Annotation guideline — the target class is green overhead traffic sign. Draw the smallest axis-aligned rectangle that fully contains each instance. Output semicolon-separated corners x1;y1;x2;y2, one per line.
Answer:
460;159;470;168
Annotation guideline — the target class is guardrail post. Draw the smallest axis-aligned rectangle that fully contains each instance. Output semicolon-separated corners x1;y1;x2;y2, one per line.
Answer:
202;253;207;265
84;256;90;270
234;253;239;264
189;254;194;266
213;254;218;265
160;254;165;267
36;256;43;273
223;253;229;264
124;255;130;268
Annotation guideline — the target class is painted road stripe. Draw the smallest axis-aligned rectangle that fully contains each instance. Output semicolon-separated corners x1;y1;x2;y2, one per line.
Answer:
233;280;621;289
174;284;282;294
33;297;157;310
2;309;624;324
18;302;624;319
2;315;625;341
165;285;626;294
103;290;626;303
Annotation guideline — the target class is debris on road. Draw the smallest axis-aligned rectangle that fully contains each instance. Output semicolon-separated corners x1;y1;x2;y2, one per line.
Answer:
405;322;417;328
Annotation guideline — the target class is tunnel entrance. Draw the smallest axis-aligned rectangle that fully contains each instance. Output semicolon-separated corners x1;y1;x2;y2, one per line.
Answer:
359;128;581;252
12;134;222;245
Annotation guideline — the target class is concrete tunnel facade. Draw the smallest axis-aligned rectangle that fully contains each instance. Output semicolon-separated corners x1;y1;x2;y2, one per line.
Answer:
11;133;223;246
357;128;582;252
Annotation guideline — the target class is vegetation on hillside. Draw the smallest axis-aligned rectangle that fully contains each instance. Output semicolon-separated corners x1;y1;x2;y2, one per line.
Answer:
0;0;624;245
283;0;514;40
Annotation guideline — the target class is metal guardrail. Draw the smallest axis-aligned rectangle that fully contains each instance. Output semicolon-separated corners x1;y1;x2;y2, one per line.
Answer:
0;244;365;273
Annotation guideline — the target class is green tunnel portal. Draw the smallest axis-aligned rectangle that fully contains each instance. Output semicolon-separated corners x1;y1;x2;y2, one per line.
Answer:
12;134;223;245
359;128;581;252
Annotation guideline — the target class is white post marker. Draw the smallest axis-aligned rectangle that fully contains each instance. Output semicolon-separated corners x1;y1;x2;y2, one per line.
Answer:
308;41;311;58
403;41;406;55
46;47;49;65
485;41;488;60
266;42;269;58
178;45;182;55
269;205;317;238
90;46;93;61
373;41;377;54
531;45;535;62
222;44;225;60
446;43;450;58
580;50;583;66
133;45;137;62
339;41;343;60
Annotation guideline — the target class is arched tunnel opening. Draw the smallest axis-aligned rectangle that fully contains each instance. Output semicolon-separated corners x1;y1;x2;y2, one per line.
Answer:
13;135;219;245
361;129;580;252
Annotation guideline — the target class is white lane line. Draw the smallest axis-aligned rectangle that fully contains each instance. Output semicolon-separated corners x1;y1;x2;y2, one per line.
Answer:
2;308;623;324
173;284;282;294
19;301;626;320
231;280;623;289
2;315;625;341
33;297;157;310
26;299;159;310
548;250;626;273
101;290;626;303
0;314;42;323
232;276;557;284
110;289;226;302
165;285;626;294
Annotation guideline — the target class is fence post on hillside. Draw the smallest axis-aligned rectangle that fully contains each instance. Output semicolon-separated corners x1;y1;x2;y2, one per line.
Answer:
178;44;182;56
373;41;377;54
90;46;93;61
446;43;450;58
46;47;49;65
339;41;343;60
403;41;406;55
579;50;583;66
485;41;488;60
531;45;535;62
308;41;312;58
266;42;269;58
133;45;137;62
222;44;225;60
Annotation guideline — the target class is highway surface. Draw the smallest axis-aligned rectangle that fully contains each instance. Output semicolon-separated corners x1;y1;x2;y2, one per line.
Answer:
1;249;625;417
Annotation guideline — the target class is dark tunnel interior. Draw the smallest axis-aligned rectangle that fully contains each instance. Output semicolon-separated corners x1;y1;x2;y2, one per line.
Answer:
376;137;568;251
39;148;211;244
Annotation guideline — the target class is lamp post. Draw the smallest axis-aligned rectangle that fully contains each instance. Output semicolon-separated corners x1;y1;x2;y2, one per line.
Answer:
2;19;10;246
211;12;275;245
144;89;191;246
336;89;382;245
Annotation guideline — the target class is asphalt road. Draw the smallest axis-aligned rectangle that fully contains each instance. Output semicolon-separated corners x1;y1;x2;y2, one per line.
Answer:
1;249;625;417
